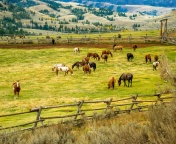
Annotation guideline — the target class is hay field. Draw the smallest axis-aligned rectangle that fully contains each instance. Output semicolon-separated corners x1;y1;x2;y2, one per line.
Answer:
0;44;175;127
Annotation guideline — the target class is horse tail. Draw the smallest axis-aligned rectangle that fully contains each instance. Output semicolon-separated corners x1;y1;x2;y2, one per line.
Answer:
98;55;100;61
112;77;115;89
56;67;59;76
110;52;113;57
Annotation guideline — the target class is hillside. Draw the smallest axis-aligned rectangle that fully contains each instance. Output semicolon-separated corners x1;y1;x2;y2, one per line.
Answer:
0;0;176;35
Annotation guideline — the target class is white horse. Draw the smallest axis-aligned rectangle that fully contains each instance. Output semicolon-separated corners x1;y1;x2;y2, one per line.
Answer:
73;47;80;55
153;61;160;70
52;64;65;71
55;66;73;76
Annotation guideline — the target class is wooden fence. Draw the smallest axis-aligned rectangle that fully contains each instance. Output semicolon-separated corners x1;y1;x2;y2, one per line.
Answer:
0;35;176;45
0;92;174;132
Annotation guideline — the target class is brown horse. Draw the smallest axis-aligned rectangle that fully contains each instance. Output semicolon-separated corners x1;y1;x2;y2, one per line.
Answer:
101;54;108;63
113;45;123;52
83;64;91;74
72;61;85;69
13;81;21;99
108;77;116;89
118;73;133;87
132;44;137;51
55;66;73;76
101;50;113;57
154;55;159;61
87;53;100;61
82;57;90;64
145;54;152;63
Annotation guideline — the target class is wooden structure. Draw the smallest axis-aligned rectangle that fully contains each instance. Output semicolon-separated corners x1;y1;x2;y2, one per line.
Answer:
160;19;168;42
0;92;174;132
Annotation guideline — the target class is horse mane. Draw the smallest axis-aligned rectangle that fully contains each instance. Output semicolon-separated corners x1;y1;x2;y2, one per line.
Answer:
118;73;124;82
72;61;79;69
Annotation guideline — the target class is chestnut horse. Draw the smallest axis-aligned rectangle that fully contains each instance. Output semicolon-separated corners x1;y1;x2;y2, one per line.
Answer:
145;54;152;63
101;50;113;57
154;55;159;61
55;66;73;76
113;45;123;52
118;73;133;87
132;44;137;51
13;81;21;99
87;53;100;61
82;57;90;64
101;54;108;63
83;64;91;74
108;77;116;89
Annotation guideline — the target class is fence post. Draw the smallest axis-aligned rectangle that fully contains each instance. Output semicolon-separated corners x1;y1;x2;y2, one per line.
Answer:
129;94;138;112
105;98;113;113
154;93;162;105
33;107;43;128
74;100;84;120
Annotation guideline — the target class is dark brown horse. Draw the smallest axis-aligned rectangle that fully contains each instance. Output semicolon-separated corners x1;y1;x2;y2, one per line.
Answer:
132;44;137;51
118;73;133;87
108;77;116;89
101;54;108;63
101;50;113;57
154;55;159;61
72;61;85;69
13;81;21;99
145;54;151;63
83;64;91;74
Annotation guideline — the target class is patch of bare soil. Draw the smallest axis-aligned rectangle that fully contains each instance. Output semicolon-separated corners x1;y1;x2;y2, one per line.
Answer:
0;43;165;50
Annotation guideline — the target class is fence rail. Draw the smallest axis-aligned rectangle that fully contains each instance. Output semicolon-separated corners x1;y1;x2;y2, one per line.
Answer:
0;92;175;132
0;35;176;45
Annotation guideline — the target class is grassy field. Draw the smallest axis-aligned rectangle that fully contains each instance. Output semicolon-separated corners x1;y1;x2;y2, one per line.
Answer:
0;43;175;127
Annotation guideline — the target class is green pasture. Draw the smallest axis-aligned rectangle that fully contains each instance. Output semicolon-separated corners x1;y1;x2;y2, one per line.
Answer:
0;44;175;128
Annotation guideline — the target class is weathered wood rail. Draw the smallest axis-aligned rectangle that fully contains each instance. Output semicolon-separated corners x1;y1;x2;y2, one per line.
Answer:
0;35;175;45
0;92;174;132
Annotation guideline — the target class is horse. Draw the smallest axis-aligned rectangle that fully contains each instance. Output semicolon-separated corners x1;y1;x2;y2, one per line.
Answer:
127;53;134;61
108;77;116;89
89;62;96;71
132;44;137;51
153;61;160;70
101;50;113;57
73;47;80;55
13;81;21;99
87;53;100;61
145;54;152;63
118;73;133;87
72;61;85;69
55;66;73;76
82;57;90;64
83;64;91;74
101;54;108;63
154;55;159;61
52;64;65;71
113;45;123;52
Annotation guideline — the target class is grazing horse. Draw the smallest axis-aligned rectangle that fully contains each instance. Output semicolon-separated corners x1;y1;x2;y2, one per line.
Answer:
72;61;85;69
118;73;133;87
55;66;73;76
87;53;100;61
132;44;137;51
73;47;80;55
52;64;65;71
108;77;116;89
13;81;21;99
101;54;108;63
89;62;96;71
113;45;123;52
153;61;160;70
127;53;134;61
145;54;152;63
101;50;113;57
154;55;159;61
83;64;91;74
82;57;90;64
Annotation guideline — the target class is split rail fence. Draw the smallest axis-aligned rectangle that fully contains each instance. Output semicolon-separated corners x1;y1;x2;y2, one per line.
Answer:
0;92;174;132
0;35;176;45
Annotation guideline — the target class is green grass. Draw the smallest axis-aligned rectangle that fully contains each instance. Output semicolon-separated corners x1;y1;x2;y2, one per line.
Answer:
0;44;175;127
